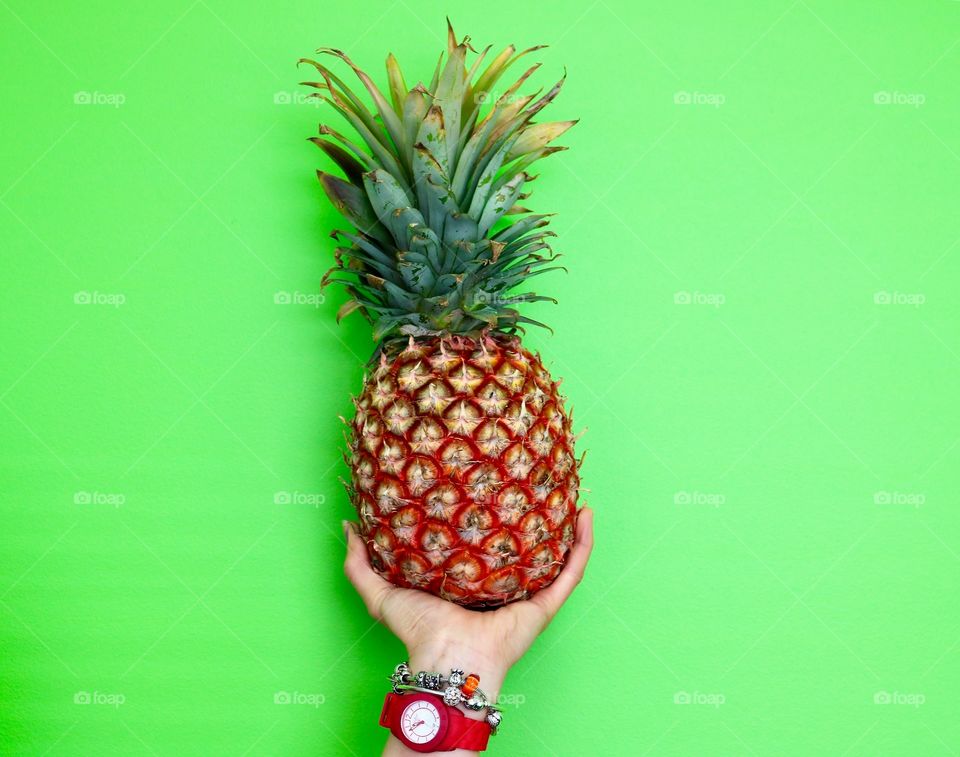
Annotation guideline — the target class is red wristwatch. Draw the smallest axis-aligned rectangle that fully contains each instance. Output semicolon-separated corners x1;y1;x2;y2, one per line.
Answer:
380;692;491;752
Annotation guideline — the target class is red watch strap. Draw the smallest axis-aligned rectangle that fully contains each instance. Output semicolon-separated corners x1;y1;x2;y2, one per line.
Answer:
378;692;395;728
442;712;490;751
380;692;491;752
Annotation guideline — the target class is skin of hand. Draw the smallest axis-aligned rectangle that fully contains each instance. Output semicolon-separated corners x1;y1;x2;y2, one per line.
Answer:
342;507;594;756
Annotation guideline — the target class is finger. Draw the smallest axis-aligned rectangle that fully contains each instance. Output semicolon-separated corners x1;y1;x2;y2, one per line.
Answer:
342;520;393;619
530;506;594;618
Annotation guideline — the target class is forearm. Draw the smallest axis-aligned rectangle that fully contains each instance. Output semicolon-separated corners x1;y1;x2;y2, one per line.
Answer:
382;641;506;757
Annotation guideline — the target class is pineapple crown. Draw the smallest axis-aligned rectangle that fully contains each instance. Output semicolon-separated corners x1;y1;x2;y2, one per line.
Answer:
301;20;575;349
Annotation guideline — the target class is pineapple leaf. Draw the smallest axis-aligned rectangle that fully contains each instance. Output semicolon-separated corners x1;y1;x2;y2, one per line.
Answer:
467;44;547;124
478;171;527;235
428;52;444;92
401;85;431;162
433;41;468;173
309;137;366;185
507;120;577;160
336;299;362;322
491;214;553;243
316;124;376;171
466;134;520;218
318;171;391;246
299;59;387;149
304;26;575;343
524;70;568;120
462;43;493;115
319;88;409;184
385;53;407;114
414;105;448;175
495;146;566;193
316;48;406;157
363;168;415;236
443;212;479;245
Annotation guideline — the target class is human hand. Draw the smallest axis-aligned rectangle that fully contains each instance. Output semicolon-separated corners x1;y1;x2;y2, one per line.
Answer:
342;507;594;754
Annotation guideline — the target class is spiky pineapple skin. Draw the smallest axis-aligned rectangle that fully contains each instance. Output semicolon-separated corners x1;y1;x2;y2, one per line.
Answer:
347;334;579;607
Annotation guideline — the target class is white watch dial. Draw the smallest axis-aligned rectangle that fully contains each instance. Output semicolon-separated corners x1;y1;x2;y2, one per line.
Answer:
400;699;442;744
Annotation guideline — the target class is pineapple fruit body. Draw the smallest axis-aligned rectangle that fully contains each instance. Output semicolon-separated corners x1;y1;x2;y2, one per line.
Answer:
304;24;582;605
348;334;578;607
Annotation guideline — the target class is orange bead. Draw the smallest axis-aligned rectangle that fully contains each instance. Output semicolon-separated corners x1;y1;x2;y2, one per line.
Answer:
461;674;480;696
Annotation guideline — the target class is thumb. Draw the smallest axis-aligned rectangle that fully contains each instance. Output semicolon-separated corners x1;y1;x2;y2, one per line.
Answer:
342;521;393;620
530;506;594;618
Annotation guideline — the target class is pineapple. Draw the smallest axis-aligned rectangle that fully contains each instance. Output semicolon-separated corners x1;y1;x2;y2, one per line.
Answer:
303;22;580;607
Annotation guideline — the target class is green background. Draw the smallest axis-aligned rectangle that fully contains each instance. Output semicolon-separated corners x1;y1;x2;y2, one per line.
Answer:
2;0;958;754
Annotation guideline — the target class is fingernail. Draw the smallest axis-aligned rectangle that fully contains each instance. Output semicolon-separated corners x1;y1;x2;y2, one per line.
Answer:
342;520;352;540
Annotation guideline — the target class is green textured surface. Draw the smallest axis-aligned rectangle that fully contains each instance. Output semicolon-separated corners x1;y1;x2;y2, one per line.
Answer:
2;1;959;754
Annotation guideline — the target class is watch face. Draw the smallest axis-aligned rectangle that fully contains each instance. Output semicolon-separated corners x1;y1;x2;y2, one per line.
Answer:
400;698;443;745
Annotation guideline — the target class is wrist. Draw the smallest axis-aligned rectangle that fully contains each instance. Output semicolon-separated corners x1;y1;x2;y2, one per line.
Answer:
406;640;507;710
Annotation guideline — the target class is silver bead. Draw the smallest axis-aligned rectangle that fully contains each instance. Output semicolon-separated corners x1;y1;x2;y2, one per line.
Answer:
448;669;464;686
415;672;426;687
443;686;461;706
485;710;502;730
465;696;484;711
425;673;441;690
